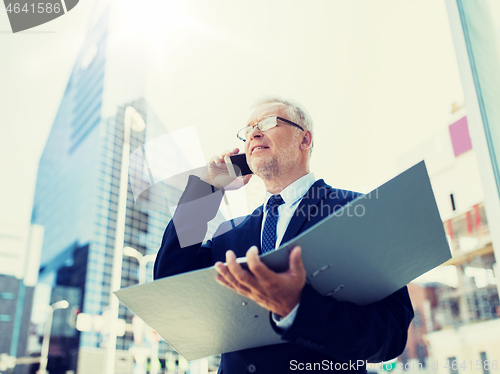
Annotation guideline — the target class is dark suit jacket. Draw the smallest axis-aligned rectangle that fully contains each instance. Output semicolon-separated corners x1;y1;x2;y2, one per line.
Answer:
154;176;414;374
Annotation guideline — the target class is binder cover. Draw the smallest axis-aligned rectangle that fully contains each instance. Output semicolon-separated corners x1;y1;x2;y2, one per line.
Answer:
115;161;451;360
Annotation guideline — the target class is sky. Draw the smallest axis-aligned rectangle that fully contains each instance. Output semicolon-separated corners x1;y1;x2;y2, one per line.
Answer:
0;0;464;228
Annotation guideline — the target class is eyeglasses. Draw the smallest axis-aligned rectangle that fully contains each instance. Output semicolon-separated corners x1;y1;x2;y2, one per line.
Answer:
236;116;304;142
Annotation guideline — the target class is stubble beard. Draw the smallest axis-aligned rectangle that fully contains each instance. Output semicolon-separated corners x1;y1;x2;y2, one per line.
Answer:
249;147;299;181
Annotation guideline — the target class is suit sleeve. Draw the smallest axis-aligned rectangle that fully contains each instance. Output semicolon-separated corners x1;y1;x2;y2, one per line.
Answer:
154;175;224;279
272;284;413;363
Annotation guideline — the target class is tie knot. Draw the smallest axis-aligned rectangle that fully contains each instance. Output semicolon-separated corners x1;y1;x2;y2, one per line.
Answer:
266;194;284;211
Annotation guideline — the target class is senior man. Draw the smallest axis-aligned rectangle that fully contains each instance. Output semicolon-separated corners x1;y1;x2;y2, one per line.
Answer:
154;96;413;373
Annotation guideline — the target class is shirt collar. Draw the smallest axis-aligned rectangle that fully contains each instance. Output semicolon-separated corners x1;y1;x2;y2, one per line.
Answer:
264;172;316;208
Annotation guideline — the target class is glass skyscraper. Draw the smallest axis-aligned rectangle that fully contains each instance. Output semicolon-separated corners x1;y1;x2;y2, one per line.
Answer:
30;5;223;373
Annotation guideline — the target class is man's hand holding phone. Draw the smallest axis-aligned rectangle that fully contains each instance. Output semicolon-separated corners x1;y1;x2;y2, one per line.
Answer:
200;148;252;191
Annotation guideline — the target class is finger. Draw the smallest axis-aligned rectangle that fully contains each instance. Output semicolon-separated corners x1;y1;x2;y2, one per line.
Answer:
210;155;222;165
214;261;227;276
215;261;238;284
227;174;252;189
226;250;257;287
223;148;239;157
246;246;275;280
213;157;228;171
215;274;235;290
289;246;305;274
219;148;239;162
217;255;253;292
216;276;254;301
215;156;225;166
242;174;253;184
219;272;252;295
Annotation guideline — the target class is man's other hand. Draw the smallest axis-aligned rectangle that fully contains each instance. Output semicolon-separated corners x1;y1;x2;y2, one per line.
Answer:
214;246;306;317
200;148;252;190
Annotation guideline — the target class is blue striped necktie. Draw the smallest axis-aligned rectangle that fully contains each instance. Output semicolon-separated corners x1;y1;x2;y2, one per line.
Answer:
262;194;284;254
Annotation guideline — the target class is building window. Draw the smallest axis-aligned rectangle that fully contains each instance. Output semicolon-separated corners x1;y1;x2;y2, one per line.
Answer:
0;292;15;300
0;314;12;322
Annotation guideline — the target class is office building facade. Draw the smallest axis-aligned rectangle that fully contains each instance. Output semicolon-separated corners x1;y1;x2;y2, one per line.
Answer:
29;5;224;373
396;104;499;373
0;223;43;374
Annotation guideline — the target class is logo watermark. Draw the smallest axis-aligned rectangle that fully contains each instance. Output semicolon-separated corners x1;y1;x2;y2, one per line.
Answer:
3;0;80;33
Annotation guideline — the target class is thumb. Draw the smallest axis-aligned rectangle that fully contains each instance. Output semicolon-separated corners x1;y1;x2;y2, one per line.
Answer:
242;174;253;184
289;246;304;274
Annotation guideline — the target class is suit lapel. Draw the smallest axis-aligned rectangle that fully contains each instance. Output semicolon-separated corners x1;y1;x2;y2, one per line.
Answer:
281;179;330;245
232;205;264;258
249;205;264;252
230;180;331;257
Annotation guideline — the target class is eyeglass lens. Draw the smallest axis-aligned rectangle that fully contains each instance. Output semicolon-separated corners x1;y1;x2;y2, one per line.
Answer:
243;117;277;138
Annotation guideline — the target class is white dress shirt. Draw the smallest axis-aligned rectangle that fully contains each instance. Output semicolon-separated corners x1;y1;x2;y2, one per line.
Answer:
260;173;317;330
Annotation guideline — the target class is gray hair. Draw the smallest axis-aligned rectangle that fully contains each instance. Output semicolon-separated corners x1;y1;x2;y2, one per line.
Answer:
252;95;314;155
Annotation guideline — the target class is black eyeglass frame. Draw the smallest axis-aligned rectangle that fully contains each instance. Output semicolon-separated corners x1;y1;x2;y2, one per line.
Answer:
236;116;305;142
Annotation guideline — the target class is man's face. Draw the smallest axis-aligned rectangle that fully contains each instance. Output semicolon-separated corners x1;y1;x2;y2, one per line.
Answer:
244;103;302;179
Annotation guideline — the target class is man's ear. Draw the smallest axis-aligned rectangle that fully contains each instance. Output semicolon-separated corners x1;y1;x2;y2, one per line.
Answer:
300;130;312;150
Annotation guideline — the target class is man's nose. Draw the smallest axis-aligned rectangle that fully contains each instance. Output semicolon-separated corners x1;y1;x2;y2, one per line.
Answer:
248;125;263;140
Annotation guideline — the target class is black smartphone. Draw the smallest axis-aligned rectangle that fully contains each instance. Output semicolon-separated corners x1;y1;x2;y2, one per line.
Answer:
228;153;253;176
